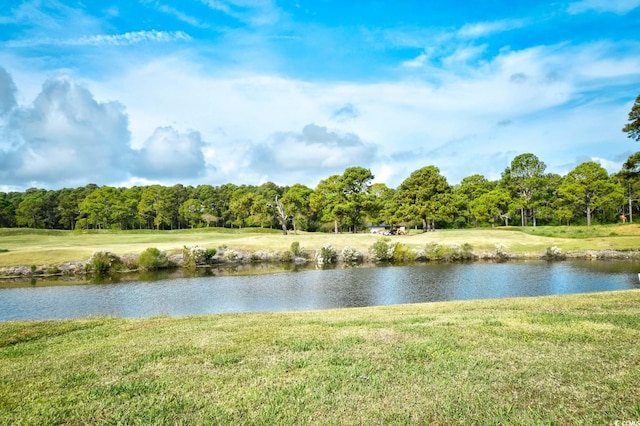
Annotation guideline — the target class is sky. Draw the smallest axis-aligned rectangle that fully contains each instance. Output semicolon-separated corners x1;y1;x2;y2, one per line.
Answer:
0;0;639;192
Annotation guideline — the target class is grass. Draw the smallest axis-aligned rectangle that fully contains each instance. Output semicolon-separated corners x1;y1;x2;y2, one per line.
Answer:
2;224;640;268
1;290;639;424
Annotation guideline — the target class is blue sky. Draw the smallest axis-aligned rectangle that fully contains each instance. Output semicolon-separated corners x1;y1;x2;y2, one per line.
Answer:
0;0;639;191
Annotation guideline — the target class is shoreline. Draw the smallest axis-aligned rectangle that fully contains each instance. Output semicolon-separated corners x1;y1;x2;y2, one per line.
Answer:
2;245;640;282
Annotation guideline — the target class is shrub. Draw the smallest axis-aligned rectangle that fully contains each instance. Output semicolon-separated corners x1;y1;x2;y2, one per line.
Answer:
138;247;169;271
369;237;395;262
315;243;337;265
183;246;218;269
460;243;474;260
393;243;412;263
494;244;509;262
290;241;302;257
90;251;121;274
544;246;566;260
341;246;362;264
223;248;239;262
424;242;443;261
281;250;293;263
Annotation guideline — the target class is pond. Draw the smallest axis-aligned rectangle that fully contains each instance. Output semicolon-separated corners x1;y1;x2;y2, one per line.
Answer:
1;260;639;321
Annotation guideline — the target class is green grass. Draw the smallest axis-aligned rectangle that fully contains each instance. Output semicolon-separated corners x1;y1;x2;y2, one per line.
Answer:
503;224;640;239
2;225;640;268
1;290;640;424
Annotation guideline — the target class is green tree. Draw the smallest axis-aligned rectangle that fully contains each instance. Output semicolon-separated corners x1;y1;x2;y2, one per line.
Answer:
15;189;46;228
340;166;374;232
558;162;622;226
310;174;346;233
622;94;640;141
617;152;640;223
501;153;546;226
138;185;163;229
229;186;255;228
281;184;313;233
391;166;450;231
454;174;496;227
534;173;563;225
57;188;85;230
367;183;394;226
469;188;512;227
79;186;130;229
180;198;204;228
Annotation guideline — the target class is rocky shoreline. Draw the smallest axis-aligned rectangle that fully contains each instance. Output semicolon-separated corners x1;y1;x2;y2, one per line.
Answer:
2;243;640;281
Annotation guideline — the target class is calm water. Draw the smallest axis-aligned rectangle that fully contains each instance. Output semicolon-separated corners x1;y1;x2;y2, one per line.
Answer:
1;260;639;321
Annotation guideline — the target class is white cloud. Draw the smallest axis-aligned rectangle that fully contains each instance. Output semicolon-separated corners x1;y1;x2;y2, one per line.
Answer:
458;19;526;38
200;0;281;26
157;5;209;28
592;156;623;174
567;0;640;14
0;75;132;187
6;30;191;48
2;33;639;190
0;67;17;116
247;123;377;184
68;30;191;46
132;126;208;179
83;38;637;188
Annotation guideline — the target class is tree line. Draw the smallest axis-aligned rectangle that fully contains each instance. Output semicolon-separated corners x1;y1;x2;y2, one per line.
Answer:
2;152;640;233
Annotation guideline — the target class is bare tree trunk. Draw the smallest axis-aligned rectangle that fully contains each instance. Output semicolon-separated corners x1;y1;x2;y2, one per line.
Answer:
586;207;592;226
274;195;288;235
334;218;338;234
533;209;537;227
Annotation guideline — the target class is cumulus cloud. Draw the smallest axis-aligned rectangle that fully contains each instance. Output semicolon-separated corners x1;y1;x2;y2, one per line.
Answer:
132;126;208;179
0;69;212;189
0;67;17;116
248;123;377;181
0;75;132;187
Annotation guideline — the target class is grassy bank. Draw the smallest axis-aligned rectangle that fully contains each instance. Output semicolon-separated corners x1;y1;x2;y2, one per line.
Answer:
2;224;640;268
1;290;640;424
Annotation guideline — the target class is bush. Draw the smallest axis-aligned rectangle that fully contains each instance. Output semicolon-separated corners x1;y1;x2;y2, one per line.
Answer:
138;247;169;271
281;250;293;263
424;242;444;261
290;241;302;256
341;246;362;264
419;242;475;262
315;243;337;265
544;246;566;260
494;244;509;262
369;237;395;262
90;251;121;274
223;248;239;262
393;243;412;263
183;246;218;269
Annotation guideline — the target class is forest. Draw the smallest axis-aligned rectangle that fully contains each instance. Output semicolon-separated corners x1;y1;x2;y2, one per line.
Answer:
2;152;640;233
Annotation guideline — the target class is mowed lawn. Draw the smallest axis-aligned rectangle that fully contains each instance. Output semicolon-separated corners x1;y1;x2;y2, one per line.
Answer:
1;290;639;424
2;224;640;267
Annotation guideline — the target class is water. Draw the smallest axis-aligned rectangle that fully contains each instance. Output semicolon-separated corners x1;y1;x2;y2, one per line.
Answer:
1;260;639;320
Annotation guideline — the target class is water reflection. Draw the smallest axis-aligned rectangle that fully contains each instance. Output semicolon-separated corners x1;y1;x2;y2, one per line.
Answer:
1;260;639;321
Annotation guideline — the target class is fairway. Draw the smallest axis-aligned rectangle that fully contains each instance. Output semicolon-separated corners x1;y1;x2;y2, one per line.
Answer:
1;290;639;424
2;225;640;268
